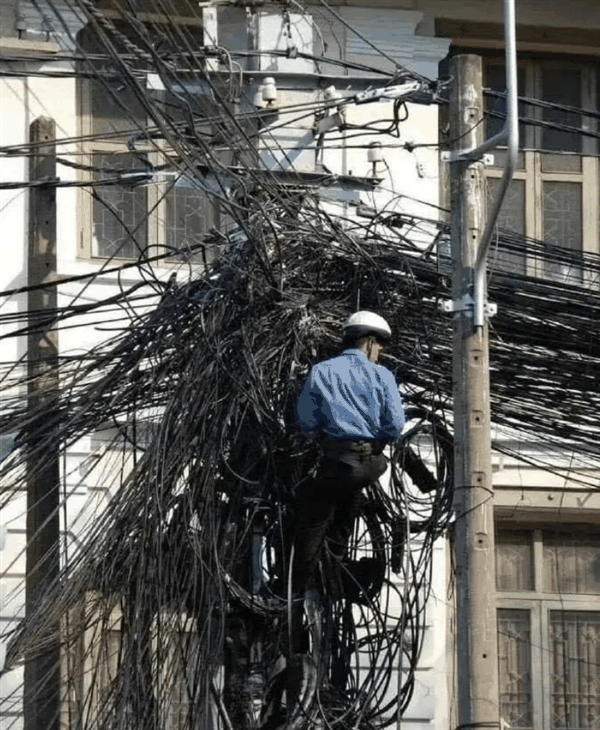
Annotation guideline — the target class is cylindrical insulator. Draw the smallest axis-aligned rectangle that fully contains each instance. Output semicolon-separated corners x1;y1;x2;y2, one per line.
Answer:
253;89;265;108
323;85;340;107
367;142;383;163
262;77;278;103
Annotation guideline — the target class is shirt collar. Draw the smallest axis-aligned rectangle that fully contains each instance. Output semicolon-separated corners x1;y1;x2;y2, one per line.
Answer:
342;348;368;360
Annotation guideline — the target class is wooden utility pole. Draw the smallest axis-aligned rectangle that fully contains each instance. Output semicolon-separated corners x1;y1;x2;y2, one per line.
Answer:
24;116;61;730
449;56;500;729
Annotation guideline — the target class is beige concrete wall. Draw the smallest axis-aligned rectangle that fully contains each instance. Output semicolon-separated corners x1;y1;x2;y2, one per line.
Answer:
2;1;598;727
420;0;600;28
0;0;18;38
318;0;600;31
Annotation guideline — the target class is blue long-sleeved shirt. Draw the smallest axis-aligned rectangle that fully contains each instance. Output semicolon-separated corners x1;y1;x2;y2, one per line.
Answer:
295;348;405;441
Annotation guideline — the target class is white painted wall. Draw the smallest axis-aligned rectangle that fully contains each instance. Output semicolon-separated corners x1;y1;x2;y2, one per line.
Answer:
0;4;450;726
2;1;598;727
418;0;600;30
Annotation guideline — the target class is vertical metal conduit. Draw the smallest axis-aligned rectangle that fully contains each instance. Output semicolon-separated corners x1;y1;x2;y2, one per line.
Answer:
470;0;519;327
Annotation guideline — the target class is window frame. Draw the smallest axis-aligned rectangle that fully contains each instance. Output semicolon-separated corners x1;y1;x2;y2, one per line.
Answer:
496;526;600;730
483;56;600;286
78;59;167;262
76;21;222;266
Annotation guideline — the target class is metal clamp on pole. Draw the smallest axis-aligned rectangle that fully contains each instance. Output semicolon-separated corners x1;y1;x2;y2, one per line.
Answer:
439;295;497;317
443;0;519;327
441;152;495;166
472;0;519;327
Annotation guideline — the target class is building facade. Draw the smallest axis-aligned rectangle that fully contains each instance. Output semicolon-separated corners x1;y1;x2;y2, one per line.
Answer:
1;1;600;728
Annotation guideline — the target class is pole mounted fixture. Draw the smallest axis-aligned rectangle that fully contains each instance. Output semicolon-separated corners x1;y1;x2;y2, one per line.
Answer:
449;3;518;729
441;0;519;328
25;116;61;730
449;54;501;729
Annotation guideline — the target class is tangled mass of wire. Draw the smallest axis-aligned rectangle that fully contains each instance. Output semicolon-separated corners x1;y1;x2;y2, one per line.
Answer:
2;0;600;728
2;209;600;729
0;207;457;728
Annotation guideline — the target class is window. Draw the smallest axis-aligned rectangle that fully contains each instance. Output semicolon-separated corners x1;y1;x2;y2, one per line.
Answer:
496;526;600;729
77;15;224;264
484;58;600;286
62;595;212;728
61;593;125;727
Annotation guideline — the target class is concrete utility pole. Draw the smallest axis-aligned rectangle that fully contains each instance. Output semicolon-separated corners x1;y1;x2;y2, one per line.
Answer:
24;116;61;730
449;56;500;729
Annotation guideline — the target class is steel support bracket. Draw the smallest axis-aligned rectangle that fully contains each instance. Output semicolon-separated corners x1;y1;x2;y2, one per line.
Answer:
439;295;497;317
485;301;498;317
353;80;421;104
441;151;495;165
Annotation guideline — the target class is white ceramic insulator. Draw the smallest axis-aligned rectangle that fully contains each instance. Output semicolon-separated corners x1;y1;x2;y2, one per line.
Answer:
262;78;278;102
253;89;265;108
323;85;340;107
367;142;383;163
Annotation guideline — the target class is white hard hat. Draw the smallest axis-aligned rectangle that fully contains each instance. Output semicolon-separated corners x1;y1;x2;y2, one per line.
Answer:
343;311;392;342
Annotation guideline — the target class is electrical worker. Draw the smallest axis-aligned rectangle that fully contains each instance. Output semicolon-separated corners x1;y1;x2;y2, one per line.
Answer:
293;311;405;594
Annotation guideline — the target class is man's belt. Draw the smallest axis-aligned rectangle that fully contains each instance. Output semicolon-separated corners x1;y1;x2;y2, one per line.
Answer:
321;437;385;455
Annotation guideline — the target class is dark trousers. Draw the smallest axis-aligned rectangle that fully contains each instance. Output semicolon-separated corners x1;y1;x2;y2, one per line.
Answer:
293;449;387;591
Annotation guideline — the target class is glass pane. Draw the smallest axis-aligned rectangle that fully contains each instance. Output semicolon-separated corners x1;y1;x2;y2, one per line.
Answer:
164;177;217;265
484;62;526;170
78;621;124;725
78;24;147;137
486;178;526;277
550;611;600;730
92;153;148;259
542;181;582;284
544;529;600;595
490;149;525;170
542;66;582;156
542;152;582;174
495;530;534;592
91;79;147;137
154;626;204;730
498;608;533;729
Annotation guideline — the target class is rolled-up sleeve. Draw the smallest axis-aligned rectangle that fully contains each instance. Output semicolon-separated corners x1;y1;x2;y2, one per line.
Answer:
379;370;405;440
295;372;322;432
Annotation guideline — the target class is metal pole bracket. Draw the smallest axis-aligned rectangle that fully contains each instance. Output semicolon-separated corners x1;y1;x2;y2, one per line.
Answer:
441;151;495;165
439;295;497;317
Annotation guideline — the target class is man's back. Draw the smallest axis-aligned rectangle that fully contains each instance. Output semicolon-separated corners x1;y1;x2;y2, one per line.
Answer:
295;348;404;441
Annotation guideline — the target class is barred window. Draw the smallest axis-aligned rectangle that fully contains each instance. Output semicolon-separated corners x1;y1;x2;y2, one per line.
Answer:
483;58;600;287
77;16;223;265
496;526;600;730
